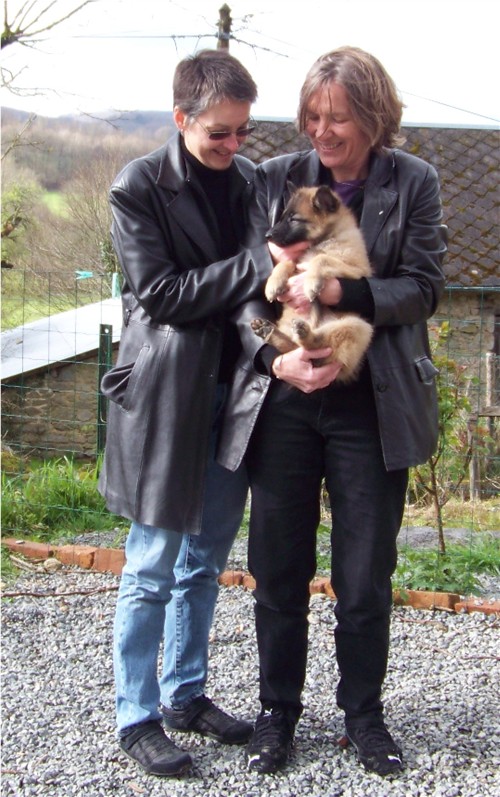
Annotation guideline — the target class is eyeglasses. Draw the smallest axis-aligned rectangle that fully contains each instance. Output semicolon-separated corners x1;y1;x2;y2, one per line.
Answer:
195;118;257;141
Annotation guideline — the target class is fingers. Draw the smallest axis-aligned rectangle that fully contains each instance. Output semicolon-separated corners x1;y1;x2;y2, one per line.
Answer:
299;347;332;361
276;273;310;313
267;241;310;264
277;348;342;393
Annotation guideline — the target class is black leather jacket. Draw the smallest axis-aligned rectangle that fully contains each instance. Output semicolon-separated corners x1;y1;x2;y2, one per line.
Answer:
98;133;270;533
217;147;447;472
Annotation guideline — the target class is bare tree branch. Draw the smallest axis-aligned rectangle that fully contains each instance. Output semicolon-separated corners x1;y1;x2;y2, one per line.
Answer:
2;0;95;49
1;112;37;160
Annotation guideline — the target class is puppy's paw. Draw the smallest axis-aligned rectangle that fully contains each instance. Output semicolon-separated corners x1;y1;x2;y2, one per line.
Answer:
265;280;287;302
303;275;323;302
251;318;276;340
291;318;311;340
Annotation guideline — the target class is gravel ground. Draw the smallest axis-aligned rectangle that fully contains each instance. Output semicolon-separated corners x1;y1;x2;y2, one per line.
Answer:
2;563;499;797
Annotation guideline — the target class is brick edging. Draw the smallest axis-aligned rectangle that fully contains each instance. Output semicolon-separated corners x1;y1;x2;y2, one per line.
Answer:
2;538;499;616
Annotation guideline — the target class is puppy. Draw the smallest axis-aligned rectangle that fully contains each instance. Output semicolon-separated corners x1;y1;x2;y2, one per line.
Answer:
251;185;373;383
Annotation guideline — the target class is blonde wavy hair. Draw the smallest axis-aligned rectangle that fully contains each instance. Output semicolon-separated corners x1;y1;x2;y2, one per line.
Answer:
297;46;405;151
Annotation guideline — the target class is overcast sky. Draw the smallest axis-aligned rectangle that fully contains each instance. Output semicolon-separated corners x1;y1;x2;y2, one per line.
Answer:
1;0;499;126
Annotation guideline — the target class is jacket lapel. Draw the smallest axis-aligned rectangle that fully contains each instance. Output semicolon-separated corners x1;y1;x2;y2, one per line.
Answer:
155;134;220;263
360;151;398;256
154;134;253;263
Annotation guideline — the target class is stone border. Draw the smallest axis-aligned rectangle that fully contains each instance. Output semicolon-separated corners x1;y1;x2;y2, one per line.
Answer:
2;537;499;616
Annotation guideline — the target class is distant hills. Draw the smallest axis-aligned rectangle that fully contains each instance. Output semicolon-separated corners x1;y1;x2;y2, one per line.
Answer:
2;106;175;137
2;107;176;190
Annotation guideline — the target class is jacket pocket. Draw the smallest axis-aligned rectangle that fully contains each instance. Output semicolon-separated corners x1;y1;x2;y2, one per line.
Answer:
414;356;439;385
101;345;151;410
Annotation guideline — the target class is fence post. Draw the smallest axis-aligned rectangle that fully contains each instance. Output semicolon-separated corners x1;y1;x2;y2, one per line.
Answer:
97;324;113;453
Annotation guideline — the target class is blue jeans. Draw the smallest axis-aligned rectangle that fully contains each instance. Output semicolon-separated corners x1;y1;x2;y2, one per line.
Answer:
113;388;248;733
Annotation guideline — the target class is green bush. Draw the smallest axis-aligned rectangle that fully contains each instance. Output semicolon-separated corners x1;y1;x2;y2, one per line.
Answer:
393;536;500;595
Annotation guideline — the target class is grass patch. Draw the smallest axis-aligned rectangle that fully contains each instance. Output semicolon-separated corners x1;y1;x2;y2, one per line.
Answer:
403;497;500;532
1;456;124;542
42;191;68;216
3;457;499;597
314;504;499;596
1;545;22;585
1;270;110;330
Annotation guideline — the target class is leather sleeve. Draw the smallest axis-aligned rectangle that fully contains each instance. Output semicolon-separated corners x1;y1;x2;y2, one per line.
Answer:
109;171;271;326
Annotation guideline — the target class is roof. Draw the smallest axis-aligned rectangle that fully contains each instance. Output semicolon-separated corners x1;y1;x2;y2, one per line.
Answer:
243;123;500;288
1;299;123;381
404;127;499;288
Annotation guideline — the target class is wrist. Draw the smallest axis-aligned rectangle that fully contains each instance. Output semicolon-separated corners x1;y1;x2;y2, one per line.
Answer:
321;278;343;305
272;355;284;379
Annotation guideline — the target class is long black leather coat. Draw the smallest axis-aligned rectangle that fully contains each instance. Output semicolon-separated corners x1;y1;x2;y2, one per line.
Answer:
217;147;447;472
98;134;271;533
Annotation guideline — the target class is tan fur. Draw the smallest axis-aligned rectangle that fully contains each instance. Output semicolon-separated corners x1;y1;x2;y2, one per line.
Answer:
252;186;374;383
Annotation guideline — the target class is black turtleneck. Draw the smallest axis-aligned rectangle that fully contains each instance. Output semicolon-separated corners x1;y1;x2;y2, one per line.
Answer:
180;138;244;258
180;138;244;382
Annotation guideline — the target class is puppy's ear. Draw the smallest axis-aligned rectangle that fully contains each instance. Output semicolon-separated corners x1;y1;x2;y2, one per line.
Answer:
313;185;340;214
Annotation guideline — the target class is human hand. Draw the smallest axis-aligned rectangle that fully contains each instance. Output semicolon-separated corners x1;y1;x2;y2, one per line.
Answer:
295;262;343;306
273;347;342;393
275;270;310;315
267;240;310;265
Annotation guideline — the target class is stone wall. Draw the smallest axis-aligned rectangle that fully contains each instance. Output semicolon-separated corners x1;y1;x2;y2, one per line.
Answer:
434;291;500;408
2;353;103;459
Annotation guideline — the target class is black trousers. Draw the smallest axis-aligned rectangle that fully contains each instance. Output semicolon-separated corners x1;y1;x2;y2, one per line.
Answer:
246;378;408;724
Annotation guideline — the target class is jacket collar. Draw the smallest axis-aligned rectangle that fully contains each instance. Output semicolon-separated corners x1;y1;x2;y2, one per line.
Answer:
156;133;189;191
286;145;396;183
154;132;254;263
156;132;253;194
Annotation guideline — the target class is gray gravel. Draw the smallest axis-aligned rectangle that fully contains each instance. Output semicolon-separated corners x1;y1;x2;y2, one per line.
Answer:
2;563;499;797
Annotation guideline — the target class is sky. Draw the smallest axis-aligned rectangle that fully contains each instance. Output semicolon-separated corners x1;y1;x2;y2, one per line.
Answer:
1;0;499;127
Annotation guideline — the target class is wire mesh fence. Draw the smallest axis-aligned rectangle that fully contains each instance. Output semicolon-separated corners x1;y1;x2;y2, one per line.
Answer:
1;271;499;588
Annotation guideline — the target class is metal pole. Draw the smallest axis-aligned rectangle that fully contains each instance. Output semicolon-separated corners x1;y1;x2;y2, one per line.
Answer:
97;323;113;453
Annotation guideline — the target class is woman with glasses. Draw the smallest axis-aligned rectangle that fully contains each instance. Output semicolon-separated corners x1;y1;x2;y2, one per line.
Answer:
98;49;298;779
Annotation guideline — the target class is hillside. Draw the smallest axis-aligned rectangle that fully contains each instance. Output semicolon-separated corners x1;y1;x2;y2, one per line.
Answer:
1;107;176;190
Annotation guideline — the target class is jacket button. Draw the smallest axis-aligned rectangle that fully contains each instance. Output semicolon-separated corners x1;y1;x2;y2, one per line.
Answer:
376;382;388;392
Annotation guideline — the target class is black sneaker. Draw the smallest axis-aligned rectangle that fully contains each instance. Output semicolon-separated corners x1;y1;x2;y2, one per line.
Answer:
246;707;296;774
119;720;192;777
162;695;253;745
346;721;404;776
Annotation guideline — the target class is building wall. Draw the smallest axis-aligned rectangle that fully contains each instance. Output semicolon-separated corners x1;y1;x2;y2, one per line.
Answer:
2;355;101;458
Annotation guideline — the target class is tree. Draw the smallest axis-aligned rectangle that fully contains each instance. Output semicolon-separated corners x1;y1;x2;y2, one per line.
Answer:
1;159;42;268
2;0;94;49
46;147;125;275
409;322;493;553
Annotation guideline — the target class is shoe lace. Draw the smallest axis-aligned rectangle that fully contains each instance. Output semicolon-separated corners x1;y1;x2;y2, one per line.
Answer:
253;709;293;747
352;724;399;754
123;721;177;755
196;696;235;731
